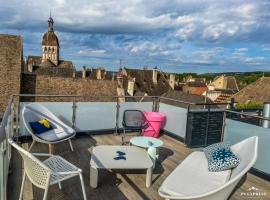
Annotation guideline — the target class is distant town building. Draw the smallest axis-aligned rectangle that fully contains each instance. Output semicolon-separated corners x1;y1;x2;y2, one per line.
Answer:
183;76;206;83
205;75;239;103
26;15;74;77
182;81;208;95
120;67;171;98
208;75;239;92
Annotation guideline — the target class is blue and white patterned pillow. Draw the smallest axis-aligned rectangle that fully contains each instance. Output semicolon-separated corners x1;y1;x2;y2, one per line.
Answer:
203;142;240;172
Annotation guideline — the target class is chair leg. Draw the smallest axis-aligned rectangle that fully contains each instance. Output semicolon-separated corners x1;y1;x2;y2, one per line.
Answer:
49;144;54;154
28;140;36;152
19;171;26;200
58;182;62;190
43;186;49;200
79;172;87;200
122;129;125;145
68;139;74;151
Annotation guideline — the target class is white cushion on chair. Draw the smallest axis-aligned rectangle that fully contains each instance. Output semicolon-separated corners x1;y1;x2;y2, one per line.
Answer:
35;128;74;142
160;151;231;197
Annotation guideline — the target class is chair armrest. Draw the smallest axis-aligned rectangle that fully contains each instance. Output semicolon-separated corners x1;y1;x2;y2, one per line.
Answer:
159;188;182;199
32;153;53;157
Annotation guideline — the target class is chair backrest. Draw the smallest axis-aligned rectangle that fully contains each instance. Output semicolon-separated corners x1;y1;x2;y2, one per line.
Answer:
230;136;258;179
122;110;147;129
22;103;74;136
8;139;52;189
206;136;259;200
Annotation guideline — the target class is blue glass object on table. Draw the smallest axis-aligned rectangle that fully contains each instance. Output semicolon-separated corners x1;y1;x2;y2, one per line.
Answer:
114;150;127;160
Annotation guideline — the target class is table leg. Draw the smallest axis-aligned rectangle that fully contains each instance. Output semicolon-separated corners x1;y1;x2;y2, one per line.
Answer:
146;167;152;188
156;147;160;159
90;165;98;188
148;147;157;169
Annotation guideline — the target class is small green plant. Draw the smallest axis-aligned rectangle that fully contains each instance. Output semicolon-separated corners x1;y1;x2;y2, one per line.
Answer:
235;101;263;110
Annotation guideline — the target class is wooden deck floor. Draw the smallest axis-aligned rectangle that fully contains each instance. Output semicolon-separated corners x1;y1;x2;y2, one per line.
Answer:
8;133;270;200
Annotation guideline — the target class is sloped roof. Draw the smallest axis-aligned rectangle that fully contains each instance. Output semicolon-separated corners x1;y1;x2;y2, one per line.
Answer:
39;59;56;68
27;56;42;66
231;77;270;103
58;60;74;69
27;56;74;77
211;75;239;91
161;90;214;108
42;31;59;47
124;68;171;96
226;76;239;91
214;93;232;103
185;81;207;87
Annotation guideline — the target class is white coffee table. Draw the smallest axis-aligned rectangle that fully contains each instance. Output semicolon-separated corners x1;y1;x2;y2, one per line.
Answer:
89;145;153;188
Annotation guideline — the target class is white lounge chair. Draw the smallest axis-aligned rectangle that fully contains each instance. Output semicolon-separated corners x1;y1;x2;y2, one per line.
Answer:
22;103;75;153
159;136;258;200
8;139;87;200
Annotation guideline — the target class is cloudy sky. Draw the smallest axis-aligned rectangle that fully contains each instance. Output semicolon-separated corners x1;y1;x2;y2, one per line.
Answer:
1;0;270;73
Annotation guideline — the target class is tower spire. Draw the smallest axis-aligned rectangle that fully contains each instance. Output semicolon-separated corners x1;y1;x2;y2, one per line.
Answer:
48;11;54;32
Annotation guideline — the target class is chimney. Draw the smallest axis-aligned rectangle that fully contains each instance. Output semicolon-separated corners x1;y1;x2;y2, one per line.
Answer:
117;75;125;103
127;78;135;96
28;63;33;73
72;70;76;78
117;76;124;88
152;68;158;84
169;74;175;90
82;66;86;78
97;68;101;80
96;68;105;80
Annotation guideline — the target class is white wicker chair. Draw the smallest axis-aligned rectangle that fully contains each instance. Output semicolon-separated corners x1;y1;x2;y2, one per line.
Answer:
22;103;75;153
8;139;87;200
159;136;258;200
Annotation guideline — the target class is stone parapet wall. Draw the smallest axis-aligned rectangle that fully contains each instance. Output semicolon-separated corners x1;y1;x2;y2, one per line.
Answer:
21;74;118;102
0;34;23;116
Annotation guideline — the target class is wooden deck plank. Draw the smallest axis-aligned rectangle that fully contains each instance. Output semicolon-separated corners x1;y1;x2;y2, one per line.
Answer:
7;133;270;200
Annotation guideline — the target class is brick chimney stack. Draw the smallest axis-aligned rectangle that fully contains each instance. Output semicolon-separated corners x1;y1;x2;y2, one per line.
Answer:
169;74;176;89
82;66;86;78
152;67;158;84
127;78;135;96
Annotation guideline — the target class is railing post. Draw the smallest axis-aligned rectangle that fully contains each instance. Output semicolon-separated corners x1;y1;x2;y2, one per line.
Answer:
115;98;120;135
204;104;210;146
15;98;20;139
72;97;77;132
230;98;235;110
152;97;159;112
156;97;160;112
0;143;6;200
184;104;191;145
221;111;227;141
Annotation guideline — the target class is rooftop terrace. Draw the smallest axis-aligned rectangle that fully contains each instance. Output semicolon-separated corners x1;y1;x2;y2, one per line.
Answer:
8;134;270;200
1;94;270;200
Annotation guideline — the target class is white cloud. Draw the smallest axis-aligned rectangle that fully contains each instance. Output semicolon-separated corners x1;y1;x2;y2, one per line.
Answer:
1;0;270;72
77;48;106;56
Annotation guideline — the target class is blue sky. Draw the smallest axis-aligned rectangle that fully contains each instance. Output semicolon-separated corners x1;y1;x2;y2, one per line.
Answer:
1;0;270;73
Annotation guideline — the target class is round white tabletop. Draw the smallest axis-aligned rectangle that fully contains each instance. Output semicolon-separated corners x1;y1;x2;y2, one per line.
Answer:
130;136;163;148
